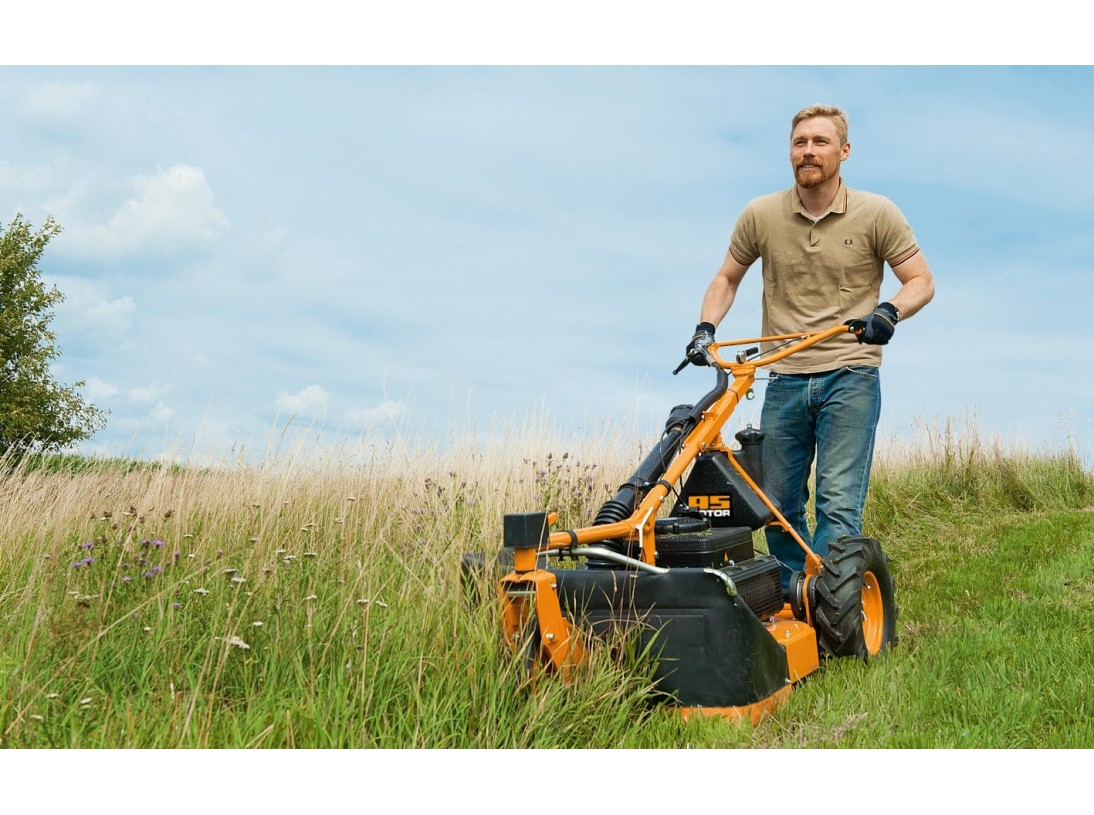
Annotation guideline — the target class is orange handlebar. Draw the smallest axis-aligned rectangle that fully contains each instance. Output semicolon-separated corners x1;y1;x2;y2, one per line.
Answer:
704;324;856;369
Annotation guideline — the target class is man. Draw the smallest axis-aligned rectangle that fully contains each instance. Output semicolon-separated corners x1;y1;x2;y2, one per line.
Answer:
686;104;935;588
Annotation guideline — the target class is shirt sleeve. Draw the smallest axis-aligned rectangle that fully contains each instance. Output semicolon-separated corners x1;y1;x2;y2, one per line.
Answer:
876;198;919;266
728;202;760;267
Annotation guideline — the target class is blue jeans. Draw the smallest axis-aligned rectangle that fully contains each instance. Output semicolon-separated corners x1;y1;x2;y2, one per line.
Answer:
760;366;881;587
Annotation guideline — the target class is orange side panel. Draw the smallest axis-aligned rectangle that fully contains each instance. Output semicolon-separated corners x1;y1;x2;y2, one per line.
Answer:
498;569;586;679
763;618;820;683
676;685;793;725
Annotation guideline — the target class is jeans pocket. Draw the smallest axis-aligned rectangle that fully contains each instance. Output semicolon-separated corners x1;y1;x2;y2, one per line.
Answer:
841;365;879;381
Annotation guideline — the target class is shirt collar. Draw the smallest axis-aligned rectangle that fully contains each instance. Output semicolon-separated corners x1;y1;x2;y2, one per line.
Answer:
792;178;847;217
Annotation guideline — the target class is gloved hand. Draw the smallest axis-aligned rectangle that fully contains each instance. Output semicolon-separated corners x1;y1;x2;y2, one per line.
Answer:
686;322;716;365
846;302;899;345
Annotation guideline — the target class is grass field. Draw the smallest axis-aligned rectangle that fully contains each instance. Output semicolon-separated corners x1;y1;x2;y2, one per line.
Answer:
1;420;1091;796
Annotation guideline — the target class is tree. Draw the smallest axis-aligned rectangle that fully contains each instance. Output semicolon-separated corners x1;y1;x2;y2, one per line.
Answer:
0;214;107;457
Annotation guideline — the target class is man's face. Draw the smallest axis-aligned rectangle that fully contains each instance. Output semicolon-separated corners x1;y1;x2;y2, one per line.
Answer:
790;116;850;189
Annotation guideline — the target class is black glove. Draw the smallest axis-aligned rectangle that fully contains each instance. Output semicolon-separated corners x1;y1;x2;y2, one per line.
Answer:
686;322;716;365
846;302;899;345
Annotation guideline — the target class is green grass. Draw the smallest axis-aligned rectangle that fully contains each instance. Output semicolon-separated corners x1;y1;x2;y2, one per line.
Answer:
0;426;1091;750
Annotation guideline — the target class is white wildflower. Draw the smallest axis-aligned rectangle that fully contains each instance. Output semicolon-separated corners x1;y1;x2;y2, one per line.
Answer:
231;576;246;584
45;693;59;700
227;636;250;650
303;552;318;558
304;594;318;601
193;588;210;595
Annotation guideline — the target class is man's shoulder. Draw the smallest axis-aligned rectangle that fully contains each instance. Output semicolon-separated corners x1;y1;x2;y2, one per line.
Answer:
845;186;904;214
741;187;794;215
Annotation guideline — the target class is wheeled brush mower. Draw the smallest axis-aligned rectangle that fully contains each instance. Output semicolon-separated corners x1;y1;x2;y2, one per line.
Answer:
463;324;898;722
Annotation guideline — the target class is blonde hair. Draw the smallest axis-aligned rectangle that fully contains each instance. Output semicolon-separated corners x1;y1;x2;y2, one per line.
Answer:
791;105;849;145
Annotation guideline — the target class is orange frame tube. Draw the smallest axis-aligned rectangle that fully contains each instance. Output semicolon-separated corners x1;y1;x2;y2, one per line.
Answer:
533;324;851;571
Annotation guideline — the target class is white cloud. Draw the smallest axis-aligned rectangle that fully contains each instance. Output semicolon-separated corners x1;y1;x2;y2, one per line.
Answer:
127;383;174;405
17;80;100;121
84;377;120;402
0;160;56;212
51;277;136;335
70;164;230;258
81;378;174;409
345;399;408;427
274;385;331;415
149;401;174;423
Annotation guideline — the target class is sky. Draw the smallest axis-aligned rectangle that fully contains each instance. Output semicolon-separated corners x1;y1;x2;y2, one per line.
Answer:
2;11;1093;473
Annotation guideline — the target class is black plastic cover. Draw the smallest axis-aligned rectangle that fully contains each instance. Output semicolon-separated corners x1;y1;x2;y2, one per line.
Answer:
503;512;550;549
553;566;789;708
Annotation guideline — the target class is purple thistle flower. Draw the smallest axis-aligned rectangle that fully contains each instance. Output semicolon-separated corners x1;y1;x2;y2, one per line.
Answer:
121;576;132;583
140;539;151;548
80;541;94;550
151;539;165;549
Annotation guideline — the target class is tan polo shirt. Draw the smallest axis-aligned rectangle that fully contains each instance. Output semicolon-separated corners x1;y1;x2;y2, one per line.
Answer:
729;180;919;373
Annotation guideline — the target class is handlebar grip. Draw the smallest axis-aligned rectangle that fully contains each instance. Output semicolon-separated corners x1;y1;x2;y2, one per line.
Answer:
672;358;690;375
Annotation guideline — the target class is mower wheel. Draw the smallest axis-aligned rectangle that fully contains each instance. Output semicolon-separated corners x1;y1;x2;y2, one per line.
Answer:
519;617;544;673
460;549;515;605
812;536;898;660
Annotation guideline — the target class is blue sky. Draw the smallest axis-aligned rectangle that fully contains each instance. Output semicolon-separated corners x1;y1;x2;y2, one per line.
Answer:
3;22;1093;468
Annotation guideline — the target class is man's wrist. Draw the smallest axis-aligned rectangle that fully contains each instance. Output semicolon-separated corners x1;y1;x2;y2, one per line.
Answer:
876;302;899;324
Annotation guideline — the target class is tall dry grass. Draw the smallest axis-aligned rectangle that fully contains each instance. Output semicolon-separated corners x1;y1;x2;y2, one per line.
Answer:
0;427;659;748
0;415;1089;748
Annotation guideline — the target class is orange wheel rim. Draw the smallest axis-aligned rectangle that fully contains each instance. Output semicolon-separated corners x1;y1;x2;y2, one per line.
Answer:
861;570;885;654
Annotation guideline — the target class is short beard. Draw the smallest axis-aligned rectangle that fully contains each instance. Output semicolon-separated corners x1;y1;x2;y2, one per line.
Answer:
795;165;829;188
